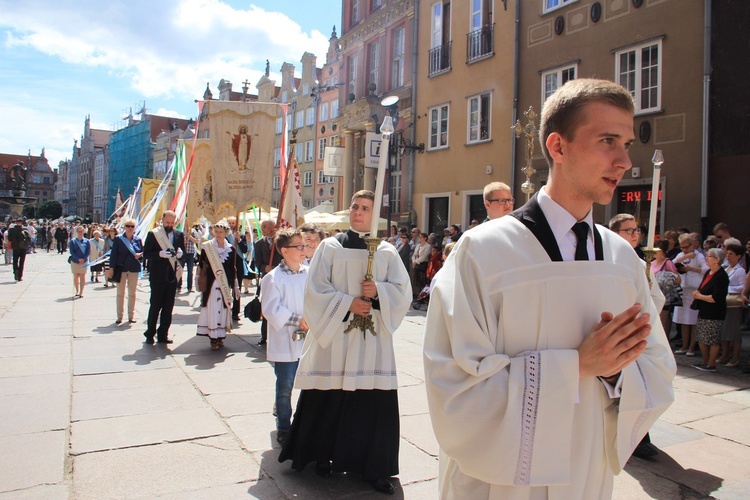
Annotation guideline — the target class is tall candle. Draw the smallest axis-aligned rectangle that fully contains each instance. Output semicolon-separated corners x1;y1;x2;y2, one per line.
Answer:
646;150;664;248
370;116;393;236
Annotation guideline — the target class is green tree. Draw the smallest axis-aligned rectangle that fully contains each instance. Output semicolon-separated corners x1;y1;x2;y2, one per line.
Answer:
22;204;36;219
37;200;63;219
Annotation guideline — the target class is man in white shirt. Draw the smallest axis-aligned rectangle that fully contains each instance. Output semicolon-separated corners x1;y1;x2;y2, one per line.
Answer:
425;79;675;499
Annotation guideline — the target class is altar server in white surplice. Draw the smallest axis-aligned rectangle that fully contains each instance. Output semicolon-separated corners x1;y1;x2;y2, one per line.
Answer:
424;79;676;500
279;190;411;496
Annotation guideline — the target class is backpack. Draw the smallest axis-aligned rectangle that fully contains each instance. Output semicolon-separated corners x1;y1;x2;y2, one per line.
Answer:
17;229;30;250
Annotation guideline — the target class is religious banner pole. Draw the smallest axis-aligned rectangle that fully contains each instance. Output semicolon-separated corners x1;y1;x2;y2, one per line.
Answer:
643;150;664;283
344;116;394;338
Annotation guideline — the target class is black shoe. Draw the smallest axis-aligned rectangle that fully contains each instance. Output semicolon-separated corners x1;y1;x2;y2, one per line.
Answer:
143;336;154;344
115;319;123;324
128;319;137;324
156;338;173;344
315;461;332;477
258;339;266;345
632;441;658;459
372;478;395;495
276;430;289;446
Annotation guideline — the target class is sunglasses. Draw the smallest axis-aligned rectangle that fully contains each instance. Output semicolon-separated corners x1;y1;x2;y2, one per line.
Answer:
124;225;135;228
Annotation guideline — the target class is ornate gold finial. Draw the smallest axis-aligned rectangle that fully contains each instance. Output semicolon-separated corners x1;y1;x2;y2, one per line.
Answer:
513;106;539;200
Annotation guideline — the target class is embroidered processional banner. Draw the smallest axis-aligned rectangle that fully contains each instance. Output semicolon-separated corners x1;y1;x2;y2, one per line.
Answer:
185;139;212;223
205;101;277;219
141;178;169;224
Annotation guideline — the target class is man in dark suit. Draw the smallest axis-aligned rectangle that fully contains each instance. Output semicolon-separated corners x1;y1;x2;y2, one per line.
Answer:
142;210;185;344
7;217;28;281
253;219;282;345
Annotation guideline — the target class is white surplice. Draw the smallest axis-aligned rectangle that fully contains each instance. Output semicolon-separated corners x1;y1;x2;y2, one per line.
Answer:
295;236;412;391
424;215;676;499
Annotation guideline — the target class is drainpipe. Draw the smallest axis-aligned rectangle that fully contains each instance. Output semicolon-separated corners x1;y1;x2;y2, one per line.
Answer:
407;0;419;226
700;0;711;232
510;0;521;194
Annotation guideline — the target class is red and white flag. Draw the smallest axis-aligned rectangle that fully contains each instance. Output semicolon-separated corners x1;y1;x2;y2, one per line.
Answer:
279;154;304;228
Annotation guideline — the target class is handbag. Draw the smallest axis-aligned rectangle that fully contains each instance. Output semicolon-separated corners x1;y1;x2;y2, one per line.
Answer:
110;265;122;283
656;270;683;308
244;284;262;322
727;293;743;308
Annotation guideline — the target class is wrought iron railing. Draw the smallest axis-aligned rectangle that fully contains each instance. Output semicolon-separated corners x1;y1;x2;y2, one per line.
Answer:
428;42;452;76
466;24;495;63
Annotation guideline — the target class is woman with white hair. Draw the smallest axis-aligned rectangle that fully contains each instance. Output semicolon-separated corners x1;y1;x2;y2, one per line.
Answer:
108;219;143;323
89;230;105;284
196;219;239;350
691;248;730;372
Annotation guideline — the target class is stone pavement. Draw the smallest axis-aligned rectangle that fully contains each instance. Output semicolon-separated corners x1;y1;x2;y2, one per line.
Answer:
1;251;750;499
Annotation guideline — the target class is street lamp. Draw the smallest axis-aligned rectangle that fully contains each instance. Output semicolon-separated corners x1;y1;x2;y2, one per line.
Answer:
379;96;425;232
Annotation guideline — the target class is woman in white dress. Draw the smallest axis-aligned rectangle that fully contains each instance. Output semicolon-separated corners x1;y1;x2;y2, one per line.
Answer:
196;220;238;350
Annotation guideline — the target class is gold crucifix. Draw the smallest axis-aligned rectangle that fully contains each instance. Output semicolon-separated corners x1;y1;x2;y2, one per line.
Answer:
513;106;539;201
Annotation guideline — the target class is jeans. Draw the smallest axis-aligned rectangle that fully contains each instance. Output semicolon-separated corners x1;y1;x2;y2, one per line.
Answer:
274;360;299;432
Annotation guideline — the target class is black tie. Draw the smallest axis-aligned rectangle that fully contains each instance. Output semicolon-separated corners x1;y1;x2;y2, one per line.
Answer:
572;222;590;261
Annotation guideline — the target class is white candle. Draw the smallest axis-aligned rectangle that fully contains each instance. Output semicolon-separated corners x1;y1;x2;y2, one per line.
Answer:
646;150;664;248
371;117;393;236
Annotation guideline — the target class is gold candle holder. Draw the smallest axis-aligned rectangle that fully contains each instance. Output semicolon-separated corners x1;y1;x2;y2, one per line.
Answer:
642;247;657;287
344;236;381;338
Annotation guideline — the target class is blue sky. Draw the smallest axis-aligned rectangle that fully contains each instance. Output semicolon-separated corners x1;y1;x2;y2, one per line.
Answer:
0;0;341;170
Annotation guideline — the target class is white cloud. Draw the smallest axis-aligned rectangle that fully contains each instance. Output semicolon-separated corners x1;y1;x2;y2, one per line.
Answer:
153;108;189;120
0;0;330;99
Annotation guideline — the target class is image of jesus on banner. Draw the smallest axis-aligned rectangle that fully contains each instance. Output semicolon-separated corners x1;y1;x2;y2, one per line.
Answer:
227;125;251;170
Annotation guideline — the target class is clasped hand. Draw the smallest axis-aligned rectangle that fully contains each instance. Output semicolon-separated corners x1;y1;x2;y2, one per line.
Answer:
578;303;651;380
348;280;378;316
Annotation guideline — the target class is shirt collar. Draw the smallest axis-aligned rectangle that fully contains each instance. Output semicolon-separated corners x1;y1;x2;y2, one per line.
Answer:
279;260;307;275
537;186;595;246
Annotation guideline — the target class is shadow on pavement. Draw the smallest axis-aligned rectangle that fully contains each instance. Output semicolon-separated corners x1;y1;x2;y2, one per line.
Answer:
625;449;723;498
256;447;405;499
121;343;171;365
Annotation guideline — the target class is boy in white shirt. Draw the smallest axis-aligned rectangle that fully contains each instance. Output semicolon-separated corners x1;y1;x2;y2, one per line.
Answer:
261;228;309;446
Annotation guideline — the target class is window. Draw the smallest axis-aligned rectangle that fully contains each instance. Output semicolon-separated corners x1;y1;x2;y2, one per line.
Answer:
543;0;577;14
273;176;280;189
616;40;661;114
368;41;380;91
429;104;449;150
371;0;382;11
303;170;313;186
303;83;310;95
318;137;327;160
275;117;283;134
305;140;314;162
429;1;452;75
274;147;281;167
330;134;340;147
317;170;332;184
295;110;304;129
390;169;402;213
295;142;304;160
391;27;406;89
319;102;329;122
331;100;339;119
348;55;358;99
467;92;491;143
306;107;315;126
467;0;493;62
287;113;292;131
351;0;360;27
281;90;289;102
541;64;576;103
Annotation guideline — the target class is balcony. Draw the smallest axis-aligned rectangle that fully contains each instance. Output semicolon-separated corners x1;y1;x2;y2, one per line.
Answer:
428;42;452;76
466;24;494;63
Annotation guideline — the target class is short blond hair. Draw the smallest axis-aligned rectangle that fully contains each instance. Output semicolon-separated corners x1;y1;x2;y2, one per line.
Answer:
483;182;511;201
